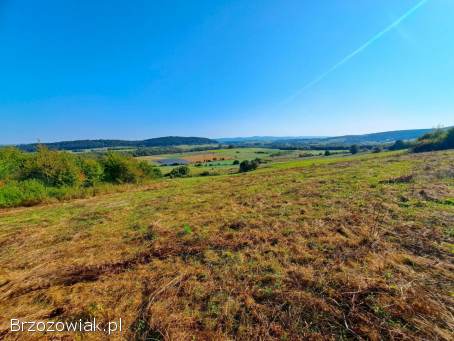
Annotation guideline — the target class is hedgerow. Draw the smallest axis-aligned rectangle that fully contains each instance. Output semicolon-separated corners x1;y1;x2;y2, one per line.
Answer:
0;146;162;208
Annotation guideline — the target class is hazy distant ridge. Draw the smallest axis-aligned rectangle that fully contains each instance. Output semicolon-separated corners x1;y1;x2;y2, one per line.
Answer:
220;128;436;145
14;128;444;151
17;136;218;152
274;128;434;145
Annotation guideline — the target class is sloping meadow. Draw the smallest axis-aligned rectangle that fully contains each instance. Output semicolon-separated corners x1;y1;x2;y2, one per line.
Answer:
0;150;453;340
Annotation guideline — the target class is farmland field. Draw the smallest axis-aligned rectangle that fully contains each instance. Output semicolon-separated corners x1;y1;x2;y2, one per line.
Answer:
137;147;348;176
0;150;453;340
138;147;338;163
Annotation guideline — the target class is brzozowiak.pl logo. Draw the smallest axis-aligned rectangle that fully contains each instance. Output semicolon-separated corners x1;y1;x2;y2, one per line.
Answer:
10;318;122;335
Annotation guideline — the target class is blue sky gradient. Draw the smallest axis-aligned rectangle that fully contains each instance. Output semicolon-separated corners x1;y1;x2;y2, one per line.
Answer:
1;0;453;143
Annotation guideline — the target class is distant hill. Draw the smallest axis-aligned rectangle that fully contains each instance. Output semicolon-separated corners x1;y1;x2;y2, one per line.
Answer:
218;129;437;146
17;136;218;152
13;128;446;152
218;128;437;148
271;128;435;147
217;136;327;143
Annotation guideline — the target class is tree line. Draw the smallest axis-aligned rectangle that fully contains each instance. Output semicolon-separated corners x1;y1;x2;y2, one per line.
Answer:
17;136;218;152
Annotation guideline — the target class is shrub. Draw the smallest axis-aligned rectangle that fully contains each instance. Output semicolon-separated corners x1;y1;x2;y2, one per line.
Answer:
80;158;103;187
0;179;47;207
444;128;454;149
412;128;454;153
372;146;382;153
232;160;240;165
21;146;83;187
101;152;141;183
168;165;190;178
137;161;162;179
239;160;259;173
389;140;408;151
0;182;24;207
19;179;47;205
0;147;25;180
349;145;359;154
324;150;331;156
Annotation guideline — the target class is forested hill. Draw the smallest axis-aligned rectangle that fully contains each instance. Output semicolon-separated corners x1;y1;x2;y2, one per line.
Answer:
218;128;436;146
272;128;434;146
17;136;218;152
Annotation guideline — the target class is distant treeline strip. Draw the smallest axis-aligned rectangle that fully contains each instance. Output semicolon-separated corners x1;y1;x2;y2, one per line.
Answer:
17;136;218;152
131;145;224;157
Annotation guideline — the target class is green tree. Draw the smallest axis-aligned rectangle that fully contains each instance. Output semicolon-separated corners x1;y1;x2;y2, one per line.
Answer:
168;165;190;178
239;160;259;173
389;140;407;151
21;146;83;187
0;147;25;180
80;158;103;187
349;145;359;154
444;128;454;148
101;152;140;183
372;146;382;153
137;161;162;179
412;127;454;153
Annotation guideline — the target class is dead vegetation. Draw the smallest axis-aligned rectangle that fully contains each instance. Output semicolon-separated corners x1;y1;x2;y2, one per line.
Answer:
0;150;453;340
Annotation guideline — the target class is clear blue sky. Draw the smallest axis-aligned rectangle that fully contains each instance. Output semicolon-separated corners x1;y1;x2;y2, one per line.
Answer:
1;0;453;143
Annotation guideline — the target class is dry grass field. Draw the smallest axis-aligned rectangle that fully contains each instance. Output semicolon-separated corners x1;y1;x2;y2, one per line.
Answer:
0;150;453;340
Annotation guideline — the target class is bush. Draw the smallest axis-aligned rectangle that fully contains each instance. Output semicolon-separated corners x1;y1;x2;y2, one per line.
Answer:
372;146;382;153
21;146;83;187
0;180;47;207
19;179;47;205
137;161;162;179
324;150;331;156
389;140;408;151
0;182;23;207
349;145;359;154
444;128;454;149
0;147;25;180
168;165;190;178
0;148;164;208
412;128;454;153
80;158;103;187
232;160;240;165
101;152;141;183
239;160;259;173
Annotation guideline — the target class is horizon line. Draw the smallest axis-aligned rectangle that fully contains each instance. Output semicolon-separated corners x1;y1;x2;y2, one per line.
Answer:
3;125;449;145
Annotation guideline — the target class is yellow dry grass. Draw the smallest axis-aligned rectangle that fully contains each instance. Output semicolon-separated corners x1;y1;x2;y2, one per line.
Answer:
0;150;453;340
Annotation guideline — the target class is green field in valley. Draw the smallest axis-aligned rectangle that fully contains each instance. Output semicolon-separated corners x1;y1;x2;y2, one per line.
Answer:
138;147;348;176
